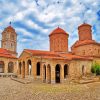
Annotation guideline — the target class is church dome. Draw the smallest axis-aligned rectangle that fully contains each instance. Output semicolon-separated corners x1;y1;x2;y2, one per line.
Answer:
5;26;15;31
49;27;69;52
49;27;68;36
2;25;16;34
78;23;91;29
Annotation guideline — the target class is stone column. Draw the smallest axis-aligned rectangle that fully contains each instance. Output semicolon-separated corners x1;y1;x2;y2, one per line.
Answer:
21;62;25;78
60;65;64;83
41;63;46;83
40;62;43;80
4;62;8;73
32;61;36;80
51;65;55;84
46;65;48;83
25;61;29;76
46;66;51;83
41;63;44;82
18;66;20;76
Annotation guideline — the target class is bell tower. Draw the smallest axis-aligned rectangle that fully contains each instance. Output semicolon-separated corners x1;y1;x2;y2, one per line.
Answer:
1;24;17;56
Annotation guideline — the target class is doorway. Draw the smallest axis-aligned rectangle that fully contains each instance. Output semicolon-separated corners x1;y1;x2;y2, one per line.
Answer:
55;64;60;83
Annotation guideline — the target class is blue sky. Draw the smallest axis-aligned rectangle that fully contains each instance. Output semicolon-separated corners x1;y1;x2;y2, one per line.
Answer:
0;0;100;56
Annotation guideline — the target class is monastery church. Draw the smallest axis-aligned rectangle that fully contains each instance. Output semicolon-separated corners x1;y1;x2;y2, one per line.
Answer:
0;23;100;83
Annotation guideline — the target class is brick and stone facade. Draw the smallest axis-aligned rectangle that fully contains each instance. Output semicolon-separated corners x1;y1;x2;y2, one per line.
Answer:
18;23;99;84
71;23;100;58
0;23;99;83
78;23;92;41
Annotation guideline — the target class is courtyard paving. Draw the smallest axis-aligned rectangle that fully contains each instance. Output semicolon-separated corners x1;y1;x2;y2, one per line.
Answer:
0;78;100;100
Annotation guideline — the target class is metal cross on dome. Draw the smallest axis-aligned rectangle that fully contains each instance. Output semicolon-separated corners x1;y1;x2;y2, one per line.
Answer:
9;21;12;26
56;1;63;4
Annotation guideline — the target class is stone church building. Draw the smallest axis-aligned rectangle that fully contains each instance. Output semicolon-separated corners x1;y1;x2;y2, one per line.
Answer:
0;23;100;83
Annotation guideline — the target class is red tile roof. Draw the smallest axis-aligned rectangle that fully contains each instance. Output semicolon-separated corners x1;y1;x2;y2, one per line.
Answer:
59;53;93;60
0;48;17;59
78;23;91;29
6;26;15;30
2;26;16;34
49;27;68;36
24;49;92;61
24;49;62;57
72;40;100;48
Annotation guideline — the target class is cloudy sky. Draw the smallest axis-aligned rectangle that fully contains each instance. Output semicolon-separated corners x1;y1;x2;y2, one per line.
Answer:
0;0;100;56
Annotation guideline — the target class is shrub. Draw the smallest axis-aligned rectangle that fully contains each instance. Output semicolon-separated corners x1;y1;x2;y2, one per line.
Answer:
91;62;100;75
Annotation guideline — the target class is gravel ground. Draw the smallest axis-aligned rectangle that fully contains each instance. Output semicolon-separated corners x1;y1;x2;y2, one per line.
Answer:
0;78;100;100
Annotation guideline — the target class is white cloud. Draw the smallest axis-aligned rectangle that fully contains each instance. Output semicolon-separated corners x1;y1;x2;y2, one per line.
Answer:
15;28;33;37
0;0;100;55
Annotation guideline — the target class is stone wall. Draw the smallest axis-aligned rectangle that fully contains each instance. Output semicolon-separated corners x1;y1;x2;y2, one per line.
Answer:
49;33;68;52
78;24;92;41
69;60;92;79
72;44;100;57
0;57;17;74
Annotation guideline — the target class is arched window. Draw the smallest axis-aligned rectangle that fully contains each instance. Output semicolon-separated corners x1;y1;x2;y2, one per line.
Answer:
11;43;13;48
82;65;85;75
83;50;85;55
8;62;14;73
98;49;100;54
64;64;68;79
11;35;14;40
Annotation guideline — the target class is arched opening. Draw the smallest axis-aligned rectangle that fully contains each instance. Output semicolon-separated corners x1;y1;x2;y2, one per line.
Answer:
64;64;68;79
47;64;51;83
55;64;61;83
37;62;40;76
82;65;85;75
27;60;32;75
43;64;46;82
19;62;21;74
8;62;14;73
0;61;4;73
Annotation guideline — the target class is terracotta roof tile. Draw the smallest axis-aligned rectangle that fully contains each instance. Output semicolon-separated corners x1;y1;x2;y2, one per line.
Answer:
6;26;15;30
0;48;17;59
59;53;93;60
24;49;92;61
49;27;68;36
25;49;60;56
72;40;100;48
78;23;91;29
2;26;16;34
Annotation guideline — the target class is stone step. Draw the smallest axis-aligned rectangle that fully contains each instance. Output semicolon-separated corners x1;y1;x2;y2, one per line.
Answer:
11;77;31;84
0;73;17;78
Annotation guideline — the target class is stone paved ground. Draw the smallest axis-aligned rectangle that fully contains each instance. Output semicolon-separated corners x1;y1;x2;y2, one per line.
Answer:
0;78;100;100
